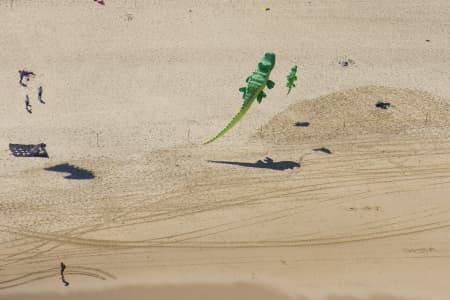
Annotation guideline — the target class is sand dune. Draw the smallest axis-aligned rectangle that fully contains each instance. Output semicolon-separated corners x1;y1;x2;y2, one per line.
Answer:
258;86;450;144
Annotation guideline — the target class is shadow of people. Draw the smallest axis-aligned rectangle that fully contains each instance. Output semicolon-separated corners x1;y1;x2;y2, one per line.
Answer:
293;122;310;127
25;95;32;113
208;157;300;171
44;163;95;179
38;86;45;104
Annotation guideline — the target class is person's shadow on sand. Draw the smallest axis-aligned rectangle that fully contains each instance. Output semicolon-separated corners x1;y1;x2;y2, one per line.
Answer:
208;157;300;171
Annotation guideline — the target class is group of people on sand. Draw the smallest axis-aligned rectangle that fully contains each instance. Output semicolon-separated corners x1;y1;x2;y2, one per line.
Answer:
18;0;104;113
18;69;44;114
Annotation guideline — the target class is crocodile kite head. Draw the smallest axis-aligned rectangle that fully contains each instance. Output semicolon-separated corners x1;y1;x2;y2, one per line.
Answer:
258;52;276;73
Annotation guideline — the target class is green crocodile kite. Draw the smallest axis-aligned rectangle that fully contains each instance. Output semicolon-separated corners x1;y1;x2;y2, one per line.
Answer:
204;52;276;144
286;65;297;95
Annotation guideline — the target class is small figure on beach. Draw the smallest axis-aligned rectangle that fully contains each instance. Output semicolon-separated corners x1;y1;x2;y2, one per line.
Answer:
38;86;45;103
30;143;47;156
60;262;69;286
18;70;36;86
25;95;32;113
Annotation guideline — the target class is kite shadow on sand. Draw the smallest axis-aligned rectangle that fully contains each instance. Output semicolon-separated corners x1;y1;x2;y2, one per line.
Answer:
208;157;300;171
45;163;95;180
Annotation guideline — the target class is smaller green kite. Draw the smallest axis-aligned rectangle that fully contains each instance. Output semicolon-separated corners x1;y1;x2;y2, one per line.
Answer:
286;65;298;95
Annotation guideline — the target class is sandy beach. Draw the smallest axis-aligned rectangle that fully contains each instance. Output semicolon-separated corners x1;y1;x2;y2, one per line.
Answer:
1;1;449;299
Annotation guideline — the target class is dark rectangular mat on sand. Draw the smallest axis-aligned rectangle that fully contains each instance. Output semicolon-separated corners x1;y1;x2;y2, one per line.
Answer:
9;143;49;158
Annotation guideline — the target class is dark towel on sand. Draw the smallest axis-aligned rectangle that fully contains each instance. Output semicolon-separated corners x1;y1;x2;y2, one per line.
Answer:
9;143;49;158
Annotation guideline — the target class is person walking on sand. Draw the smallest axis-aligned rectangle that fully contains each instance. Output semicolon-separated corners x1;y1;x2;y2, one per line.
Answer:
25;95;32;113
18;70;26;86
60;262;69;286
18;70;36;86
38;86;44;103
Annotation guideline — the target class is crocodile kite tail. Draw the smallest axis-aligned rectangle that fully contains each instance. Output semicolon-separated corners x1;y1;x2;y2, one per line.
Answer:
204;99;256;144
287;85;293;95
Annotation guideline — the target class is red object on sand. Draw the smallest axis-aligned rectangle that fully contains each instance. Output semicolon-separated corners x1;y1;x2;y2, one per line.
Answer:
94;0;105;5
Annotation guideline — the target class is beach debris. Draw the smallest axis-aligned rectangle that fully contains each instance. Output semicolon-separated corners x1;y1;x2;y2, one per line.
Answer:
24;94;32;113
375;101;391;109
294;121;310;127
60;262;69;286
262;7;270;11
313;147;332;154
18;69;35;86
204;52;276;144
124;13;134;21
338;58;355;67
286;65;298;95
9;143;48;158
94;0;105;5
425;39;430;42
348;206;380;212
403;247;435;254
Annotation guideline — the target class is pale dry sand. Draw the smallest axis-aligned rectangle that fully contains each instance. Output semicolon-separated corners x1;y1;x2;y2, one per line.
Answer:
0;1;450;299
